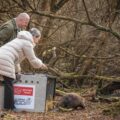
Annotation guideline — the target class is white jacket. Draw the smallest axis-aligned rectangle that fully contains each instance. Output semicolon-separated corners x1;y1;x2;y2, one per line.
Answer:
0;31;44;79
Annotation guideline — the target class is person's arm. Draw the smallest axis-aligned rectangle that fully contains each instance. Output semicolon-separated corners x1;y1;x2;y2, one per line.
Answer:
23;43;47;69
0;26;13;44
15;63;21;73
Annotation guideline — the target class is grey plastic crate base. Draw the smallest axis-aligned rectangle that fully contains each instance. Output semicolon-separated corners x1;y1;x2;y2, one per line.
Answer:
0;73;56;112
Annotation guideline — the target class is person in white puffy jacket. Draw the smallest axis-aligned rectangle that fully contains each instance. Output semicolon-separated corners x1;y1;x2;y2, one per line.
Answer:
0;28;48;110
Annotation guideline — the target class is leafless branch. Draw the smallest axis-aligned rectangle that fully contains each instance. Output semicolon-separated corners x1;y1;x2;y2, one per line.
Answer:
12;0;26;10
30;10;120;40
82;0;91;22
54;0;70;11
58;46;120;60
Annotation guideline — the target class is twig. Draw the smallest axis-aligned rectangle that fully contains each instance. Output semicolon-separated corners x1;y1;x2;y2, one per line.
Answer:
82;0;91;22
58;46;119;59
29;10;120;40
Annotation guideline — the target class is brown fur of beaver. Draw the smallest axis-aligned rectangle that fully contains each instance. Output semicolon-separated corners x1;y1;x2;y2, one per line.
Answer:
58;93;86;109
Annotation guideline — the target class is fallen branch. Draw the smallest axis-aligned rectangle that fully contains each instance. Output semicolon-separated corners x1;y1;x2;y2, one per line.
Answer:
56;89;66;96
57;80;70;88
98;96;120;103
48;66;120;82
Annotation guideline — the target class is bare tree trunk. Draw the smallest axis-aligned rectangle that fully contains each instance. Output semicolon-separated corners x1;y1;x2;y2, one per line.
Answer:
77;36;105;86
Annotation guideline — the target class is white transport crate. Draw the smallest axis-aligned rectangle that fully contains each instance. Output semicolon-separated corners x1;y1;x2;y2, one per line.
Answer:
0;73;56;112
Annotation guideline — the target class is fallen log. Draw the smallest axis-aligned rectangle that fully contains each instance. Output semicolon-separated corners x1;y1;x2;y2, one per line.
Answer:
48;67;120;82
56;89;66;96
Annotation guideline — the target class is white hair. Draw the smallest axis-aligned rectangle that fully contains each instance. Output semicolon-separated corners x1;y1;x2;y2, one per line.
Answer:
29;28;41;38
17;12;30;21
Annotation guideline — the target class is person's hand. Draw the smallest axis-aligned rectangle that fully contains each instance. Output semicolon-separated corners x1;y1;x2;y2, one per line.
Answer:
16;73;21;81
41;64;48;70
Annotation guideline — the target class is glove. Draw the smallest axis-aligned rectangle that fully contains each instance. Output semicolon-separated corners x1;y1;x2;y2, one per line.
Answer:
15;73;21;81
12;73;21;83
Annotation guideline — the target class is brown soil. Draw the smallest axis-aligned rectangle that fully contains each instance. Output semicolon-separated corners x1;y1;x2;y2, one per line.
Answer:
0;100;117;120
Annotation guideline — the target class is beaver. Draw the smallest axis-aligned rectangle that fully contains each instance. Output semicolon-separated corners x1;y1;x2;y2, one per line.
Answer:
58;93;86;109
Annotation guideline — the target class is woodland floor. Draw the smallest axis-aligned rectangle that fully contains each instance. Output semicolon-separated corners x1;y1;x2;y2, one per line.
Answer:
0;87;120;120
0;102;118;120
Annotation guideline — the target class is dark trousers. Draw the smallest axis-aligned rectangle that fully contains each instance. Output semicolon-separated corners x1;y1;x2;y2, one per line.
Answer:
3;76;15;110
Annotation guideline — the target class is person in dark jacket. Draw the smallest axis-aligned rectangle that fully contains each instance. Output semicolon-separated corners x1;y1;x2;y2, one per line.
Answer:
0;12;30;46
